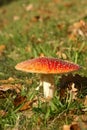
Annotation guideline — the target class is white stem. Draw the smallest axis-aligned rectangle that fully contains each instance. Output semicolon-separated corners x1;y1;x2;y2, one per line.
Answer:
41;74;55;98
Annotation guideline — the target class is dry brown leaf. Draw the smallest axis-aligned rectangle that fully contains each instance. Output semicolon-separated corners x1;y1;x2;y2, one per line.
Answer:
0;110;7;117
0;91;6;98
0;77;15;83
31;15;43;22
53;0;61;3
64;2;74;8
14;95;26;106
70;123;81;130
25;4;33;11
62;125;70;130
63;113;87;130
68;20;87;39
81;114;87;122
68;33;77;41
63;123;81;130
13;16;20;21
82;95;87;112
25;45;31;53
56;51;67;60
37;38;43;43
39;53;45;57
14;95;37;111
19;100;36;111
60;82;78;101
69;83;78;100
0;45;6;55
59;74;87;100
0;84;21;93
72;115;87;130
57;23;65;30
84;95;87;106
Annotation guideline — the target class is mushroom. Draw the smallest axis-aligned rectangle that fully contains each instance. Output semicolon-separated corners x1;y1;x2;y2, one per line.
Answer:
15;57;80;98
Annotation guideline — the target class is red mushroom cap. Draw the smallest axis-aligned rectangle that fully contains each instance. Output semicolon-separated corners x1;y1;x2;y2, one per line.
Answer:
15;57;80;74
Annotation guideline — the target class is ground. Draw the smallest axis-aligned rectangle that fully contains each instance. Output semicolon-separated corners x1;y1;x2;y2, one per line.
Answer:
0;0;87;130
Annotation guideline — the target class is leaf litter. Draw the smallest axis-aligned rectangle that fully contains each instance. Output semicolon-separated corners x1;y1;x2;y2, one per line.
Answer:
59;74;87;129
68;20;87;40
0;77;21;93
0;77;39;112
0;0;87;129
13;94;37;111
0;74;87;129
59;73;87;98
0;44;6;56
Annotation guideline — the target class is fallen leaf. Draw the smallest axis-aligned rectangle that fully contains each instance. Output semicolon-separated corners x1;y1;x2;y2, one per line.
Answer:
0;77;15;83
60;82;78;101
84;95;87;106
82;95;87;112
70;123;81;130
0;84;21;93
37;38;43;43
68;33;77;41
68;20;87;39
64;2;74;8
59;74;87;99
81;114;87;123
53;0;61;3
1;8;7;14
0;45;6;56
39;53;45;57
13;16;20;21
0;91;6;98
25;4;33;11
57;23;65;30
62;125;70;130
14;95;37;111
31;15;43;22
69;83;78;100
25;45;31;53
0;110;7;117
19;100;36;111
14;95;26;107
63;123;81;130
56;51;67;60
73;115;87;129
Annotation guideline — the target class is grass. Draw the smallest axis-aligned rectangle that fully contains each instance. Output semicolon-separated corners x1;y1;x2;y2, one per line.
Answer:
0;0;87;129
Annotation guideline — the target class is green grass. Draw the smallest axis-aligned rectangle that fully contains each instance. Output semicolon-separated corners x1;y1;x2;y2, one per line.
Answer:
0;0;87;130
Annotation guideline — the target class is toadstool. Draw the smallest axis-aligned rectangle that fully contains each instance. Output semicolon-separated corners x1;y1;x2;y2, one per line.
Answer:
15;57;80;98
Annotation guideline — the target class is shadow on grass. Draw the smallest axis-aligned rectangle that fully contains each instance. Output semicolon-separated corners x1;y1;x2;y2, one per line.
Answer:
0;0;18;6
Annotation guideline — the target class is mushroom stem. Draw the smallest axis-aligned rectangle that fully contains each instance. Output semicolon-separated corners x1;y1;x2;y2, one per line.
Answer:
41;74;55;98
